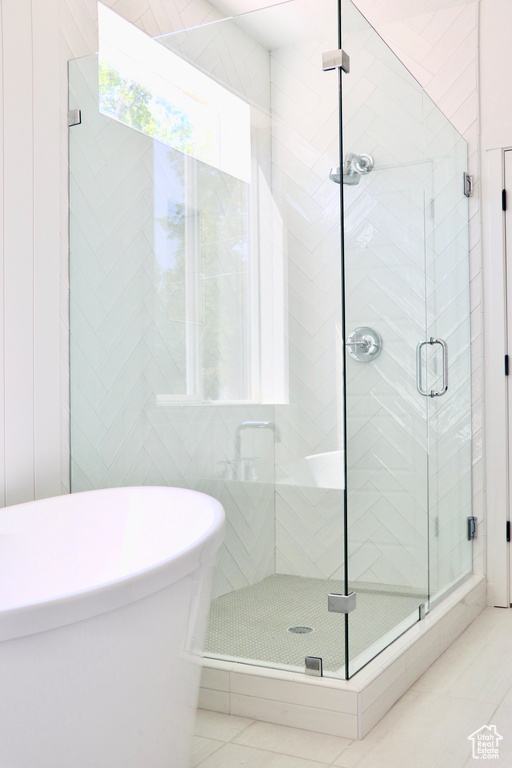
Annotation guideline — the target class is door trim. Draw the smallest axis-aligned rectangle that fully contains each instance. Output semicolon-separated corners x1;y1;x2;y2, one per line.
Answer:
483;146;509;607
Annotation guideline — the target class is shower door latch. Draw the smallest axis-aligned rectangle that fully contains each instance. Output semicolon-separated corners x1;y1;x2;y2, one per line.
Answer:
328;592;356;613
467;516;478;540
322;49;350;73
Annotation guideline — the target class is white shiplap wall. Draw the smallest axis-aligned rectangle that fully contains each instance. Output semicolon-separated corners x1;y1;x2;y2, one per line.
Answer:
0;0;65;506
0;0;98;507
0;3;5;506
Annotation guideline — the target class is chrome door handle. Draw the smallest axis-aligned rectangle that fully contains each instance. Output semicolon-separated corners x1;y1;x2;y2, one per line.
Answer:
416;340;429;396
431;338;448;397
416;338;448;398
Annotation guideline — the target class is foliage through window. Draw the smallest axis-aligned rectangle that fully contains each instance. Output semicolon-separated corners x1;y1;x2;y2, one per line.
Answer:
98;2;253;402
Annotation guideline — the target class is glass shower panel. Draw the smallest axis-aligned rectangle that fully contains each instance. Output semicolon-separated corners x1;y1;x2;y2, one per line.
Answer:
70;0;349;678
160;0;346;677
423;93;472;603
69;48;276;600
341;0;429;677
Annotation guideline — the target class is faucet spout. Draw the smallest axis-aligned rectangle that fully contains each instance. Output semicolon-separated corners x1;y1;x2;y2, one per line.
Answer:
234;420;280;480
235;420;280;454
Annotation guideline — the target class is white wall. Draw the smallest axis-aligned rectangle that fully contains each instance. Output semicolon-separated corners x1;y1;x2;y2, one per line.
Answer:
0;0;97;507
480;0;512;150
479;0;512;605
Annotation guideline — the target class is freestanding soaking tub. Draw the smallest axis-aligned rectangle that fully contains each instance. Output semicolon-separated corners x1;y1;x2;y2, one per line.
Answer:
0;486;225;768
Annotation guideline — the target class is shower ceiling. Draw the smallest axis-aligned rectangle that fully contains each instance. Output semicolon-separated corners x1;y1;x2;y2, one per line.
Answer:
210;0;476;25
209;0;333;49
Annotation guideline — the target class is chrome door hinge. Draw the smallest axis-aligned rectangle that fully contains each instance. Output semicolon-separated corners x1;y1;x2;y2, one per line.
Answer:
322;49;350;73
68;108;82;127
467;516;477;540
328;592;356;613
463;172;473;197
305;656;323;676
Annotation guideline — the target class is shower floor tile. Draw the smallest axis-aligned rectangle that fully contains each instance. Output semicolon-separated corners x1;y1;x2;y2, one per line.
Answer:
205;574;425;674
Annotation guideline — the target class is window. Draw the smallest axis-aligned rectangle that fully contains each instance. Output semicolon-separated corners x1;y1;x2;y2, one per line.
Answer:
98;3;251;182
98;3;257;403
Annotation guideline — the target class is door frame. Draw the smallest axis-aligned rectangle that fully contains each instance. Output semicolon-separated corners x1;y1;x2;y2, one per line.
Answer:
482;145;510;607
504;149;512;606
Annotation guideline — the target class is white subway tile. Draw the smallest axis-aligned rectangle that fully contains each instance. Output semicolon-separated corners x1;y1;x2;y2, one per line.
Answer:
230;672;358;715
201;666;230;693
360;674;409;738
198;689;230;714
230;694;358;740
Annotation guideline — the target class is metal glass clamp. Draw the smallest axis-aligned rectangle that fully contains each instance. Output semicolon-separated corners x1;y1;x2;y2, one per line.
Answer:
305;656;323;677
328;592;356;613
68;108;82;127
322;49;350;73
416;338;448;397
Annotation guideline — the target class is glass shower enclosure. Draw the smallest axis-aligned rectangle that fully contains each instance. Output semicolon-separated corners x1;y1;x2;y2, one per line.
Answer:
69;0;472;679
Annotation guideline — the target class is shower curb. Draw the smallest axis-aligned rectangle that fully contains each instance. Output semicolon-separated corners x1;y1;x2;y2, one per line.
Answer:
199;574;486;739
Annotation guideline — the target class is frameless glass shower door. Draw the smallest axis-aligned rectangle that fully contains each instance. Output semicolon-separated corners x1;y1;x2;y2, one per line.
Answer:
341;0;472;676
423;93;472;605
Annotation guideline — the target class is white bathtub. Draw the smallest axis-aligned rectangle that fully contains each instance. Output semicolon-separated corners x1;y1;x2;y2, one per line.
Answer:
0;486;225;768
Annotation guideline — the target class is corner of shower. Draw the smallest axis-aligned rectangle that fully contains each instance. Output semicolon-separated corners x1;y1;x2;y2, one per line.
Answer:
67;0;477;728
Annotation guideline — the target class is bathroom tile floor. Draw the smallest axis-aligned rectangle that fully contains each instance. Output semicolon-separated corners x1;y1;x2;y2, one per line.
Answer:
191;606;512;767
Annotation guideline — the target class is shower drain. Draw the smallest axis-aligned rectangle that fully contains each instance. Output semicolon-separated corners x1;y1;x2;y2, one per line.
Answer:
288;626;313;634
